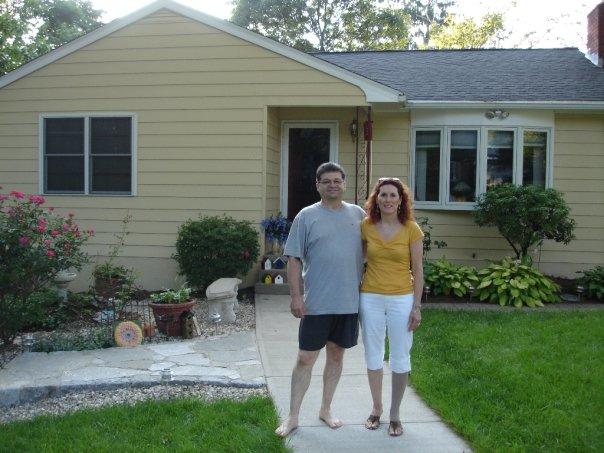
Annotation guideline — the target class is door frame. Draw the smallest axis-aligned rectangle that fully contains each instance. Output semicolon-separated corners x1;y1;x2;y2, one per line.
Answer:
279;120;339;216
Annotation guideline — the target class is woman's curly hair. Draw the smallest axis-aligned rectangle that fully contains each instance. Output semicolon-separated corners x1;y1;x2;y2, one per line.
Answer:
365;177;414;224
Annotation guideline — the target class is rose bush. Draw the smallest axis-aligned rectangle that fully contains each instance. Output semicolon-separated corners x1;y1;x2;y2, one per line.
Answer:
0;188;92;344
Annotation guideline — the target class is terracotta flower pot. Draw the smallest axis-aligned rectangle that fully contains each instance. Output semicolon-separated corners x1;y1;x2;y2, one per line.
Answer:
149;300;197;337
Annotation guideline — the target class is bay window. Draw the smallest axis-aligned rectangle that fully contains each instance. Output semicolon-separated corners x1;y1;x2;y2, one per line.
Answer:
411;126;551;209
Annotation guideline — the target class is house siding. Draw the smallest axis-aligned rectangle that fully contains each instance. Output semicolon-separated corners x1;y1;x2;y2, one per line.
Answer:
0;9;366;289
367;112;604;277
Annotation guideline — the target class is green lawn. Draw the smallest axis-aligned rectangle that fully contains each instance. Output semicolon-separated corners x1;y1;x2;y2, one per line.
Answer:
411;309;604;452
0;396;288;453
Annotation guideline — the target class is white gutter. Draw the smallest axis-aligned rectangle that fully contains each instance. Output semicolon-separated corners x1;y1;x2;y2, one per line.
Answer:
408;100;604;110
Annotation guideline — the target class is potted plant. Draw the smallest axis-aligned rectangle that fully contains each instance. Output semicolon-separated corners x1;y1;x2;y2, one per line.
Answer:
260;213;292;254
149;287;196;337
92;261;135;300
92;214;135;300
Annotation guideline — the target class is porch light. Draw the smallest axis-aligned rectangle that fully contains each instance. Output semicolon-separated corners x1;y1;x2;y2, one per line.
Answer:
349;118;358;139
485;109;510;120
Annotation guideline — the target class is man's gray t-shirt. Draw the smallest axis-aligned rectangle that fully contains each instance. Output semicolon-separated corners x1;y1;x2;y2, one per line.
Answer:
284;202;365;315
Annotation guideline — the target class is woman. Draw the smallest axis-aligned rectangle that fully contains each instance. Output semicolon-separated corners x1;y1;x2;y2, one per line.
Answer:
360;177;423;437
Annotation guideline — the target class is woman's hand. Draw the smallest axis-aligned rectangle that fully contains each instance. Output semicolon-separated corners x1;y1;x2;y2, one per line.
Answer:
408;307;421;331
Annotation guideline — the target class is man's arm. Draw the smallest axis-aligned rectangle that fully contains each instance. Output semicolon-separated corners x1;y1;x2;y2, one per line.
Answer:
287;257;305;318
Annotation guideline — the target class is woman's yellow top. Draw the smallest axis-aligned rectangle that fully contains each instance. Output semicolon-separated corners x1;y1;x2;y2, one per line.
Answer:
360;218;424;295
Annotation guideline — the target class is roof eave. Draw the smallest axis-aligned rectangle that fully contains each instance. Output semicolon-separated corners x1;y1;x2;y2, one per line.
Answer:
407;100;604;110
0;0;403;103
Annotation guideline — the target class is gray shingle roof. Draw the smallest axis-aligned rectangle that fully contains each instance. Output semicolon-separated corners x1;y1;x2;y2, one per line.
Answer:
314;48;604;102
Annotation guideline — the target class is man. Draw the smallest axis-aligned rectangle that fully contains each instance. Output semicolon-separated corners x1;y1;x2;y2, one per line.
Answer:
275;162;365;437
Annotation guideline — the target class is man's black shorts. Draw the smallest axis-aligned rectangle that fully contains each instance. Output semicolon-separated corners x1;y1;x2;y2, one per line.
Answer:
298;313;359;351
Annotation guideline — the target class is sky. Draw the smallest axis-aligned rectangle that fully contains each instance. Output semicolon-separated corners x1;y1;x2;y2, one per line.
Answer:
90;0;602;52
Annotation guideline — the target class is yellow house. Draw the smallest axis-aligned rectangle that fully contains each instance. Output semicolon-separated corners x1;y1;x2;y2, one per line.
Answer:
0;0;602;290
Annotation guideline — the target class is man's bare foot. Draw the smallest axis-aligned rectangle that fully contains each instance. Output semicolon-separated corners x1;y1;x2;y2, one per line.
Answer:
318;409;343;429
275;417;298;437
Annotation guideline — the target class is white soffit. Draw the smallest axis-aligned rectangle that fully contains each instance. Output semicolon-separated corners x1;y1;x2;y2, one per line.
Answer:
0;0;404;104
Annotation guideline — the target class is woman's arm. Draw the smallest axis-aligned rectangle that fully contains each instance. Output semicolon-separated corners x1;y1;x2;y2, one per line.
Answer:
408;239;424;331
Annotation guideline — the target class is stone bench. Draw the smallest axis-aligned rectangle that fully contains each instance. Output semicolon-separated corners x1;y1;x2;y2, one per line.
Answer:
206;278;242;323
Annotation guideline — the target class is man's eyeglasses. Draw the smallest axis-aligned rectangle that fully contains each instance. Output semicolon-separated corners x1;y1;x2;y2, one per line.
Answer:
318;179;345;186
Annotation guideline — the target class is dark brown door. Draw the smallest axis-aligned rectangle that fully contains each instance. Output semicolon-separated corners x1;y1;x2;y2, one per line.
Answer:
287;128;331;220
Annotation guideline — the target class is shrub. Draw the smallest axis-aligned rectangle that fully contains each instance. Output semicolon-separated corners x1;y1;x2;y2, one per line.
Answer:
174;215;260;290
0;189;92;344
475;257;560;307
417;216;447;260
474;184;575;260
425;258;479;298
577;266;604;301
32;327;114;352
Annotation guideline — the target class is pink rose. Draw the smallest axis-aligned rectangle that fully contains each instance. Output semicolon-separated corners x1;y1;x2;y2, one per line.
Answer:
62;224;70;232
44;239;52;247
51;229;60;237
46;249;56;257
28;195;45;205
19;236;29;247
0;195;7;201
9;190;24;199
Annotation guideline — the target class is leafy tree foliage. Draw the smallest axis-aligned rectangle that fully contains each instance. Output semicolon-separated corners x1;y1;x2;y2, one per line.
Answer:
473;184;576;260
0;0;102;75
231;0;410;51
428;12;507;49
396;0;455;47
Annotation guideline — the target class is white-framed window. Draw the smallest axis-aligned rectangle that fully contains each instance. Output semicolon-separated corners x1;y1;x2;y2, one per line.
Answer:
40;113;137;195
411;126;552;210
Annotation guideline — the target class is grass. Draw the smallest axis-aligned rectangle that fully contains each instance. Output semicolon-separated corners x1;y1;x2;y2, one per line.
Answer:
0;396;288;453
410;309;604;452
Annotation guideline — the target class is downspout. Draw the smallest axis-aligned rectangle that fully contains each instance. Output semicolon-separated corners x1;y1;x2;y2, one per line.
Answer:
354;106;360;204
364;106;373;199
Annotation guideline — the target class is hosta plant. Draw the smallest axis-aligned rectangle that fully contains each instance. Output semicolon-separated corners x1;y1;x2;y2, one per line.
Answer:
577;266;604;301
475;257;560;307
424;258;479;298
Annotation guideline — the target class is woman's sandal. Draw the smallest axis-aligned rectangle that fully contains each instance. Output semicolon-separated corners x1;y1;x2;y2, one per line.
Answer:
365;414;381;430
388;420;403;437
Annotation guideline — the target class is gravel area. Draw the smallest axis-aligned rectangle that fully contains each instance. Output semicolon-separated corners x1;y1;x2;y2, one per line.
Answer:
0;383;269;424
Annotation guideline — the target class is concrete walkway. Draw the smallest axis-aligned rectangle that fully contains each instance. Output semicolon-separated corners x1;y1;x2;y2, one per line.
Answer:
0;331;264;407
256;294;473;453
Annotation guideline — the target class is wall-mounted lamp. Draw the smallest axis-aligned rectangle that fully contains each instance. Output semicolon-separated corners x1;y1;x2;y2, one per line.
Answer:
349;118;358;140
485;109;510;120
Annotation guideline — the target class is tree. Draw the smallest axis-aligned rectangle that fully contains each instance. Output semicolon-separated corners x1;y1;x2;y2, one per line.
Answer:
473;184;576;260
428;12;508;49
231;0;411;52
395;0;455;47
0;0;102;75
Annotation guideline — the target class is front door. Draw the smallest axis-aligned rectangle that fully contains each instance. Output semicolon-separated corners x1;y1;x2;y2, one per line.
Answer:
281;122;338;220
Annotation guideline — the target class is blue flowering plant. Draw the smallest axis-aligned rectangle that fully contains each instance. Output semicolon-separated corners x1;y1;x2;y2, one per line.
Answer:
261;213;292;247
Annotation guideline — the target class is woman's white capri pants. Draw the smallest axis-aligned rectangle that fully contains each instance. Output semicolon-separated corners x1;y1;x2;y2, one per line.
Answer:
359;292;414;374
